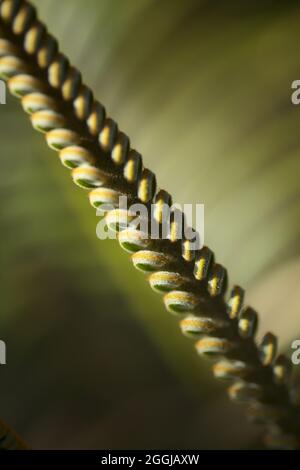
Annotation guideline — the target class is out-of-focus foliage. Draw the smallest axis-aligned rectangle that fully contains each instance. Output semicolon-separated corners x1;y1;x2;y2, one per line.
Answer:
0;0;299;449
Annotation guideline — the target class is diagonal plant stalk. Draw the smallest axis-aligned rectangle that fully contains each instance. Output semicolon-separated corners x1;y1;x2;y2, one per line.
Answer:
0;418;28;449
0;0;299;449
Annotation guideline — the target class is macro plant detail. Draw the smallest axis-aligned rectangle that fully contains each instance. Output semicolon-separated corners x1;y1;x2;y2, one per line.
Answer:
0;0;300;450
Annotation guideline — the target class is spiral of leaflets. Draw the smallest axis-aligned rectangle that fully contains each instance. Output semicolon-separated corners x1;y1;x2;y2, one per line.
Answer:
0;0;300;449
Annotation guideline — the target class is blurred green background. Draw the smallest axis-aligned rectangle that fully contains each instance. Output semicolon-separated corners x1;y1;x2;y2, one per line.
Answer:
1;0;300;449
